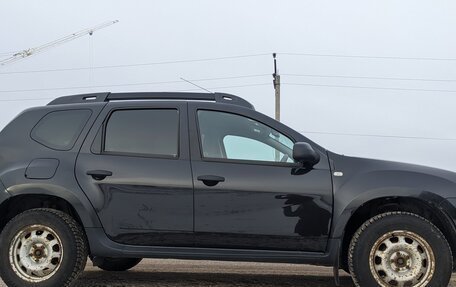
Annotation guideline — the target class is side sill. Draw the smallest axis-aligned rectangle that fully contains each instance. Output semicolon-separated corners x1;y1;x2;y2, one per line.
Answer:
86;227;338;266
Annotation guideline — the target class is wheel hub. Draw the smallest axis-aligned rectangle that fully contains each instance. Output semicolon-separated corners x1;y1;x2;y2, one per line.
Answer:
390;251;411;271
9;225;64;282
30;243;47;260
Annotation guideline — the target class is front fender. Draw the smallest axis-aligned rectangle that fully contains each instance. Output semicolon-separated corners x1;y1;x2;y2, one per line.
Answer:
330;166;456;239
332;189;448;239
0;178;10;203
7;183;101;228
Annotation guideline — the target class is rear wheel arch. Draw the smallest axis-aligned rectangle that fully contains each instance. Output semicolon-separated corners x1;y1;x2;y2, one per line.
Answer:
3;184;102;227
0;194;86;236
339;196;456;272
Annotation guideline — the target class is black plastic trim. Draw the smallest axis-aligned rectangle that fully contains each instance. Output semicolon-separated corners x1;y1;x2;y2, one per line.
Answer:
48;92;255;110
85;227;339;266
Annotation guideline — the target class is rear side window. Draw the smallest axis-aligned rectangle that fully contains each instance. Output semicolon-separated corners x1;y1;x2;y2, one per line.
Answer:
31;110;92;151
104;109;179;157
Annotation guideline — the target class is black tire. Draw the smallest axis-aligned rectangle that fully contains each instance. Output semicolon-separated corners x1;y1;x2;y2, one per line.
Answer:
0;208;88;287
348;212;452;287
97;257;142;271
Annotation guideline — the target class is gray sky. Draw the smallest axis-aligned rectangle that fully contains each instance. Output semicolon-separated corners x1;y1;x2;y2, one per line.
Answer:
1;0;455;170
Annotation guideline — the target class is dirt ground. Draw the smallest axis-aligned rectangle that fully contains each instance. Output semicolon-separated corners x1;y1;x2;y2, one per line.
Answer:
1;259;455;286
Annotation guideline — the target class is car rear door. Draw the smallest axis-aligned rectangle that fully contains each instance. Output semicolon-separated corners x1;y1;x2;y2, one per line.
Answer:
75;101;194;246
188;102;333;252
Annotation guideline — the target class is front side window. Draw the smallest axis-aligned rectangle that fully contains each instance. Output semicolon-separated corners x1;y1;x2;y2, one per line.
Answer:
197;110;294;163
104;109;179;157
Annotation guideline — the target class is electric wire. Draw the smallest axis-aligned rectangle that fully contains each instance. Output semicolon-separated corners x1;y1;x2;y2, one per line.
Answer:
279;52;456;61
299;131;456;141
2;51;456;76
283;83;456;93
282;73;456;83
0;83;270;100
0;51;18;56
0;74;270;93
0;53;271;75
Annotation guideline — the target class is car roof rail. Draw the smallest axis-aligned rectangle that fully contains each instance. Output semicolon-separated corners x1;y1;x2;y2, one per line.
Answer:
47;92;254;109
47;93;111;105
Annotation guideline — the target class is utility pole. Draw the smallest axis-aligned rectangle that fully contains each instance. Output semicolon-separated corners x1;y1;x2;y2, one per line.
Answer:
272;53;281;122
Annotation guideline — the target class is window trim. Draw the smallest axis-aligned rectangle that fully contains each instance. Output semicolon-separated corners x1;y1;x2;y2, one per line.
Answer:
30;109;92;151
100;107;181;159
196;109;301;167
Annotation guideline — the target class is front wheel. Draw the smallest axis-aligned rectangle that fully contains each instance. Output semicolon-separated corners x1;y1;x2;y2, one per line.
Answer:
348;212;452;287
0;208;88;287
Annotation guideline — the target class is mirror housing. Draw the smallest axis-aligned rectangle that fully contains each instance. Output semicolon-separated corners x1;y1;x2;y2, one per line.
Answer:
293;142;320;167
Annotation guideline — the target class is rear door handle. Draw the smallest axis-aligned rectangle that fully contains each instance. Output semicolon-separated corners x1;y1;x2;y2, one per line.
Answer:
87;170;112;181
197;175;225;187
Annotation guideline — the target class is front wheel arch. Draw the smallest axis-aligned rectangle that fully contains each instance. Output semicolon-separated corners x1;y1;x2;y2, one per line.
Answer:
339;196;456;273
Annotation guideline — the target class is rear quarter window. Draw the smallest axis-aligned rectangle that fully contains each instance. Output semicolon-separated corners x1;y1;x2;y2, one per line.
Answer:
31;109;92;151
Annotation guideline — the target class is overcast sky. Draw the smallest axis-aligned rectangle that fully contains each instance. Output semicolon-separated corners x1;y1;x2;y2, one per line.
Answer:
1;0;455;171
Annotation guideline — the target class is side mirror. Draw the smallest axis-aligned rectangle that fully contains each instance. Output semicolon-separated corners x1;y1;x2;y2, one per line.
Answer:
293;142;320;167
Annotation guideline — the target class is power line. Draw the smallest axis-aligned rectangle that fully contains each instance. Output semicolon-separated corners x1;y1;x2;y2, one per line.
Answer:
185;74;270;81
280;52;456;61
300;130;456;141
0;83;270;102
0;53;271;75
0;74;269;93
283;83;456;93
0;80;181;93
283;73;456;83
1;51;455;76
0;51;18;56
1;51;454;76
0;97;54;102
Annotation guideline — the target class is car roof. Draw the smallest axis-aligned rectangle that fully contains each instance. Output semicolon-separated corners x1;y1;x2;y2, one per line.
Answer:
47;92;255;110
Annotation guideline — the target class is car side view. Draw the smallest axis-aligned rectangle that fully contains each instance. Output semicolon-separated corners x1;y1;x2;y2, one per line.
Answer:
0;92;455;287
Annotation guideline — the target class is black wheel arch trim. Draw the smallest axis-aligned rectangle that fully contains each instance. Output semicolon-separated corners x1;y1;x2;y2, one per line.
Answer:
4;184;102;229
333;191;456;272
331;190;451;239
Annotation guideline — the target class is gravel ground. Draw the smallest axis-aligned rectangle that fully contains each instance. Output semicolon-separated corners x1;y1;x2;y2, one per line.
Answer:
1;259;455;286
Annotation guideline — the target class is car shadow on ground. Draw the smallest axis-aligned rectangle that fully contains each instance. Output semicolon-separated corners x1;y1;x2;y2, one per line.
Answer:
76;271;354;287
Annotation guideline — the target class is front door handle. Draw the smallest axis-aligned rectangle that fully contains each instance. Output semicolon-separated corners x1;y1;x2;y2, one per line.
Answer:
87;170;112;181
197;175;225;187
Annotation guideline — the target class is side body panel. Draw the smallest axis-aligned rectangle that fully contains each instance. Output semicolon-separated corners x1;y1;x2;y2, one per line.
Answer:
328;152;456;240
74;101;194;246
188;102;333;252
0;103;107;228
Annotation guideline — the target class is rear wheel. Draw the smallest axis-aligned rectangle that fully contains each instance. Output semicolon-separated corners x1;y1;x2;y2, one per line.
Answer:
97;258;142;271
0;208;87;287
348;212;452;287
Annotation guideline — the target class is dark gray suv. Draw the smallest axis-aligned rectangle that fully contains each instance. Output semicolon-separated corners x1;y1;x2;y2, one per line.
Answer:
0;92;455;287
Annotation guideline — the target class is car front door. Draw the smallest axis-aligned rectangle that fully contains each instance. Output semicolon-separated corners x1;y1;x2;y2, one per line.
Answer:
75;101;194;246
189;102;333;252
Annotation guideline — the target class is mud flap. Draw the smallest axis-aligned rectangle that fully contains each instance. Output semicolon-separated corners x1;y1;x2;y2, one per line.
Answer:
333;240;341;286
